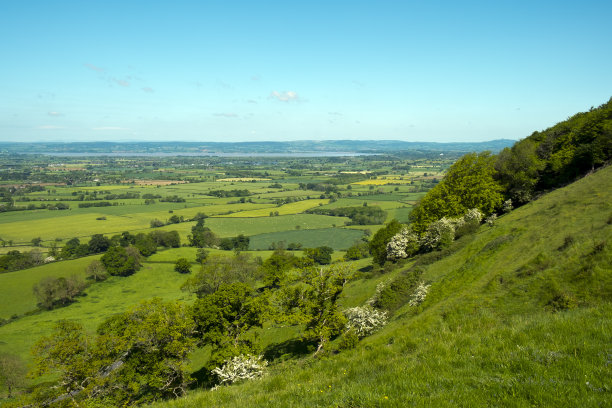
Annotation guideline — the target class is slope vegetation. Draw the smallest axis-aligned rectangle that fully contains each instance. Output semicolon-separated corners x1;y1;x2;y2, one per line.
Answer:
151;165;611;408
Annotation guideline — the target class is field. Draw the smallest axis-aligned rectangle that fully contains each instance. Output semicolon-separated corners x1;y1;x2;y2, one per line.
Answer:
0;152;457;402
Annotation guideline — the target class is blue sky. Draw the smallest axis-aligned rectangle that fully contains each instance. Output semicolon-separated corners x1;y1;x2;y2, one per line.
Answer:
1;1;611;143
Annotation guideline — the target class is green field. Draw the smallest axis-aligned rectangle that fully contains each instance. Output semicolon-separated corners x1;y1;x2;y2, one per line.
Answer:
248;228;365;250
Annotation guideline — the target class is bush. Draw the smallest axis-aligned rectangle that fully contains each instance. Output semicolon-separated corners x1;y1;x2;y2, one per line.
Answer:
86;260;108;281
33;275;87;310
409;281;430;306
174;258;192;274
386;228;419;261
211;354;268;385
344;305;388;337
420;217;455;252
373;267;423;312
101;246;141;277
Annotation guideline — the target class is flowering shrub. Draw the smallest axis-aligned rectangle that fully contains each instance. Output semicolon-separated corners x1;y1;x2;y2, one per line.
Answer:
366;279;389;306
420;217;455;251
344;305;388;337
464;208;483;224
211;354;268;385
502;199;513;213
455;208;483;238
386;228;420;260
486;213;498;227
409;281;430;306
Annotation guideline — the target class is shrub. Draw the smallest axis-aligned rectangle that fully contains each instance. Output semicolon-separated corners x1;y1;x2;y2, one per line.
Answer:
409;281;430;307
174;258;192;274
386;228;420;261
420;217;455;251
211;354;268;385
344;305;388;337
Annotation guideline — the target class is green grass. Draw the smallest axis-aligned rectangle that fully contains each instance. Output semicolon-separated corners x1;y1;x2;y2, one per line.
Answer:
248;228;364;250
0;255;99;319
0;261;194;361
147;166;612;407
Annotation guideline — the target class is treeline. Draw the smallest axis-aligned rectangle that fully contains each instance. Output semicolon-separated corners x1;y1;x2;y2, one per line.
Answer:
20;251;353;407
208;189;251;198
308;205;387;225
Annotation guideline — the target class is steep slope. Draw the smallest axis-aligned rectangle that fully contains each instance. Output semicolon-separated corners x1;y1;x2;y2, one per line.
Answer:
152;165;611;408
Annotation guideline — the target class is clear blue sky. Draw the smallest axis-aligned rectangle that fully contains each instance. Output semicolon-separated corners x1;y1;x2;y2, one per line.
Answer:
1;0;610;143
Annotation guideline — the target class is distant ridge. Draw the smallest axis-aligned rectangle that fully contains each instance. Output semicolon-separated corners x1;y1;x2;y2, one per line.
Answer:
0;139;515;154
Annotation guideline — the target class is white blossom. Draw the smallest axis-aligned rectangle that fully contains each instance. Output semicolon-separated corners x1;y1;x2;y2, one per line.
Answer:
409;281;430;306
344;305;388;337
486;213;498;226
365;279;389;307
420;217;455;251
463;208;483;224
386;228;419;260
212;354;268;385
502;199;513;213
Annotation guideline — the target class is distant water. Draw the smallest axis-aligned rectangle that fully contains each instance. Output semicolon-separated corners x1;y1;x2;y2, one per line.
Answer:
35;151;375;157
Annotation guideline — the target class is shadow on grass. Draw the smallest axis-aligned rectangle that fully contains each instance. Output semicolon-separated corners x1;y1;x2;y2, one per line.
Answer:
263;337;317;362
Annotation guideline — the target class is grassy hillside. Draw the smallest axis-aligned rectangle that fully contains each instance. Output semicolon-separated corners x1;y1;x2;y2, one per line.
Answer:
149;165;611;407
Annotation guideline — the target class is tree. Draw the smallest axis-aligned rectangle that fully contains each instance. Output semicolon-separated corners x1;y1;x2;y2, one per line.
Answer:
386;228;420;261
133;233;157;256
101;246;141;277
495;139;542;204
174;258;192;274
192;283;268;370
182;253;260;298
189;219;218;248
31;299;196;406
31;237;43;247
303;246;333;265
369;219;403;266
410;152;504;233
261;249;298;288
277;264;353;354
33;275;87;310
88;234;111;253
0;353;27;398
86;259;108;282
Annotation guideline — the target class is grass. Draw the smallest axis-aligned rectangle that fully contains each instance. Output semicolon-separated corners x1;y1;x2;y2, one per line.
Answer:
0;261;194;361
219;199;329;217
0;255;99;319
146;165;612;408
248;228;365;250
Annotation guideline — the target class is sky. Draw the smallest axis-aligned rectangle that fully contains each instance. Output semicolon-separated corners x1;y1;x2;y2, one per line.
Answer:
1;0;611;143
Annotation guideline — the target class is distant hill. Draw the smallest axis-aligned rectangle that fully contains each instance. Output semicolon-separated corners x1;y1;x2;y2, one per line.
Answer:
0;139;515;155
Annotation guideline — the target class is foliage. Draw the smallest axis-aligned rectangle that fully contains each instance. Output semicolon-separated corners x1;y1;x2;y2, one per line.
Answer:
408;281;430;306
303;246;333;265
343;305;388;338
211;354;268;385
33;275;87;310
308;205;387;225
278;264;353;353
86;259;108;282
189;219;219;248
182;253;260;298
420;217;456;252
0;249;44;273
192;283;269;369
30;299;196;406
369;219;403;266
261;249;299;288
100;245;141;277
344;241;370;260
410;152;504;233
219;234;250;251
87;234;111;254
0;353;26;398
174;258;192;274
386;228;420;261
373;267;423;312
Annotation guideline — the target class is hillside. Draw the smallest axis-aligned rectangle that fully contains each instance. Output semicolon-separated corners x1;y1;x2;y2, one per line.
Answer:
149;165;611;407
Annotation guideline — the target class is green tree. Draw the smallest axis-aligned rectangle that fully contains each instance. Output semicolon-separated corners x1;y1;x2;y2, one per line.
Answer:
277;264;353;354
174;258;192;274
182;253;260;298
88;233;111;253
86;259;108;282
31;237;43;247
410;152;504;233
33;275;87;310
369;219;403;266
0;353;27;398
101;246;141;276
261;249;298;288
192;283;268;369
495;139;543;204
303;246;333;265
